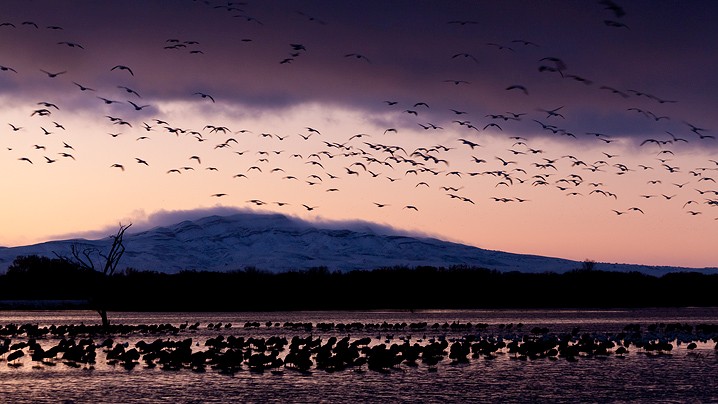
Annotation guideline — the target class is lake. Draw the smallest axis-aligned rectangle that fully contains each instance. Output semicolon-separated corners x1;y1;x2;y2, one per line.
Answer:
1;308;717;403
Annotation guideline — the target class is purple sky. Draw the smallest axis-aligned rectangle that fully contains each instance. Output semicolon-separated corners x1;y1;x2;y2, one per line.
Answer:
1;1;717;268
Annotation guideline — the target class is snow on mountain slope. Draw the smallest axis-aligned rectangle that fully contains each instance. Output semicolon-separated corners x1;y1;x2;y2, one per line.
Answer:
0;213;715;274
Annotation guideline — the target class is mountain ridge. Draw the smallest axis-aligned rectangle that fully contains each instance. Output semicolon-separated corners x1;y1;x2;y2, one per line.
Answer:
0;212;715;275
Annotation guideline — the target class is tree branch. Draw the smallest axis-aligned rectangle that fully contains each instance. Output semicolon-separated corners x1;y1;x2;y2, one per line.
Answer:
102;223;131;276
68;243;96;271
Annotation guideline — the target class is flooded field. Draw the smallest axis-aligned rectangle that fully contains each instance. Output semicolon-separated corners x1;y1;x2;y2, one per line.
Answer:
1;308;717;403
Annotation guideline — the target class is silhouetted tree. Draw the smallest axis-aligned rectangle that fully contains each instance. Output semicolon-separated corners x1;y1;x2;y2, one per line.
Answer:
61;223;132;328
581;259;596;272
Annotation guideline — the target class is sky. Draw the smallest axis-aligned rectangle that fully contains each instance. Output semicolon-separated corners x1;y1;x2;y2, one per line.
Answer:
1;0;717;268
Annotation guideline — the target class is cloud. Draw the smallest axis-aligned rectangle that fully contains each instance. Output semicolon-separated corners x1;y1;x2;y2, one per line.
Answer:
48;206;440;243
3;1;716;149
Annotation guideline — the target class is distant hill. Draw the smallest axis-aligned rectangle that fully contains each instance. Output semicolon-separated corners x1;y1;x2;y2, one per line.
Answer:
0;213;715;275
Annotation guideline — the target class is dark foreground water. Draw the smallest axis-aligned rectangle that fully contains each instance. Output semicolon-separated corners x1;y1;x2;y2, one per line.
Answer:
1;308;718;403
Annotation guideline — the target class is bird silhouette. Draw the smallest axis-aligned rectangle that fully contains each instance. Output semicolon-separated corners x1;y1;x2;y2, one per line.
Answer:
539;106;565;119
111;65;134;75
458;139;481;149
40;69;66;78
496;157;516;166
128;100;150;110
98;97;121;104
444;79;469;85
506;85;528;95
194;92;215;102
344;53;371;63
452;53;478;63
118;86;141;97
58;41;84;49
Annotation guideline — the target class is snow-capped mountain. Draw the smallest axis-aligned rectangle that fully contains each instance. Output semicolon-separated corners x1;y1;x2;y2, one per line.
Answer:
0;212;715;274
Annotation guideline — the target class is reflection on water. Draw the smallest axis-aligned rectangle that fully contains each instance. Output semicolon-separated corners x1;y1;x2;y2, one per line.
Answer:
0;308;717;403
4;307;718;331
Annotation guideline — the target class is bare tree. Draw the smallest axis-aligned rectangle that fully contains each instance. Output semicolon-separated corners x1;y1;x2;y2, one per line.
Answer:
63;223;132;328
581;259;597;272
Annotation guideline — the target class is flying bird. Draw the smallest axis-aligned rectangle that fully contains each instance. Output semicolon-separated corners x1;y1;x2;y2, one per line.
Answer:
506;84;528;95
452;53;478;63
58;41;84;49
496;157;516;166
111;65;134;75
194;92;215;102
128;100;150;110
98;97;121;104
344;53;371;63
539;106;565;119
444;79;469;85
72;82;95;91
40;69;67;78
118;86;141;97
512;39;540;46
458;139;481;149
31;109;51;116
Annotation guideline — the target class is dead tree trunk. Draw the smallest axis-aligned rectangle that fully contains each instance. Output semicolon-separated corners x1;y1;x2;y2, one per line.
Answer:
67;223;132;329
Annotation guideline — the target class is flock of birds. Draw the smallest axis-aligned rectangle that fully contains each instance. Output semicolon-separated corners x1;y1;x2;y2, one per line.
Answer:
1;320;717;373
1;0;717;247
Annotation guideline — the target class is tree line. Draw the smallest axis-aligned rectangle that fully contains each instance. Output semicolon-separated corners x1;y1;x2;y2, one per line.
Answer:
1;255;717;310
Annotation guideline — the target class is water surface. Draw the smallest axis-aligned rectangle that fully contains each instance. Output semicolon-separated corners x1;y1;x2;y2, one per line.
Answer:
1;308;716;403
